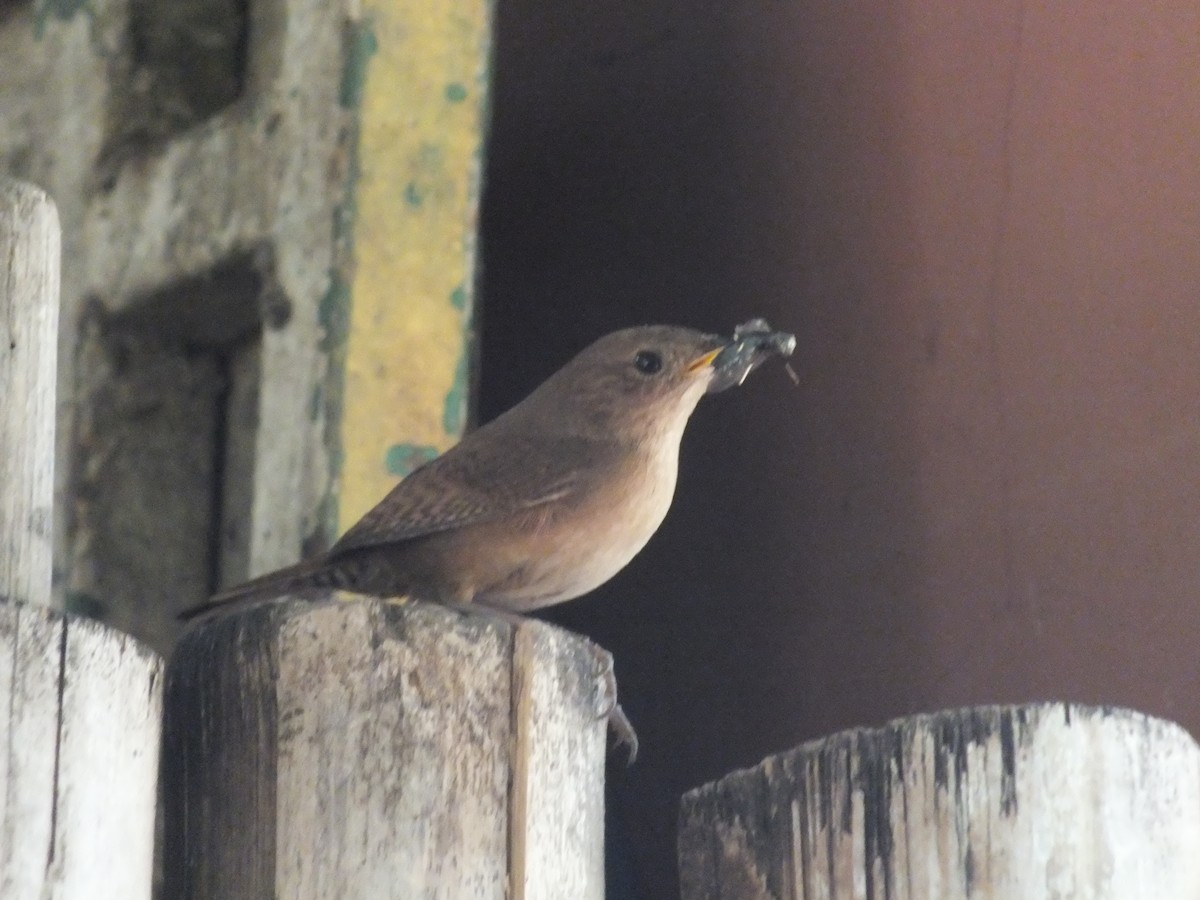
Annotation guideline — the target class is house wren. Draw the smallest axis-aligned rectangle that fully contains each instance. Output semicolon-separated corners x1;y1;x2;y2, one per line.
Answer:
182;321;794;758
187;320;793;617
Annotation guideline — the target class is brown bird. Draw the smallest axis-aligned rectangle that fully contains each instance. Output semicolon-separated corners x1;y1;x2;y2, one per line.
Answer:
181;322;794;759
184;322;793;621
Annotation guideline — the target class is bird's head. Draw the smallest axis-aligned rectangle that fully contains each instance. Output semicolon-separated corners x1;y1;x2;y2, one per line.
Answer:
528;324;790;444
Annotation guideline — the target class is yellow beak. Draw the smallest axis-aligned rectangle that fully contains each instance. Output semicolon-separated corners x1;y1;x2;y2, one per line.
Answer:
686;347;723;374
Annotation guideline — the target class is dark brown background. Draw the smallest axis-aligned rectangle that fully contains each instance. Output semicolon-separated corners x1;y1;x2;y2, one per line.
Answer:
478;2;1200;896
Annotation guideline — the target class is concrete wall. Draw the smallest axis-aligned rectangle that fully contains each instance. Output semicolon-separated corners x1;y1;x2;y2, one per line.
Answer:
480;1;1200;896
1;0;348;651
0;0;487;653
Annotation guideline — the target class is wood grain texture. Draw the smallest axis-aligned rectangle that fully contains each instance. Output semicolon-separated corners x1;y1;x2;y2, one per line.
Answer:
0;601;163;899
163;598;607;899
679;704;1200;899
161;603;283;897
275;602;511;898
511;622;607;900
0;179;59;610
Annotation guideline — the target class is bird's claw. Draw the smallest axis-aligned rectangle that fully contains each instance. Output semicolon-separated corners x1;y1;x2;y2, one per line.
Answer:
589;641;639;765
607;701;639;766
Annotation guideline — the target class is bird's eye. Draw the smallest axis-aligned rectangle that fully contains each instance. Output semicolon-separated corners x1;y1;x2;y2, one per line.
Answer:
634;350;663;375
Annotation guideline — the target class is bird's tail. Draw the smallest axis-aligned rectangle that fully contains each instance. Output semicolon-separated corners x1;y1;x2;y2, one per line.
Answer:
179;557;332;622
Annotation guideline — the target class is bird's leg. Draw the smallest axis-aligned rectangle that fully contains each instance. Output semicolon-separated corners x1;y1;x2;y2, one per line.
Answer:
607;703;639;766
586;641;639;766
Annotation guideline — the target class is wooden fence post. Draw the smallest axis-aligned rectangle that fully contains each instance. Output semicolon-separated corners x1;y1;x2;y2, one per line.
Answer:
0;604;164;898
162;599;607;899
679;704;1200;899
0;178;59;610
0;178;164;899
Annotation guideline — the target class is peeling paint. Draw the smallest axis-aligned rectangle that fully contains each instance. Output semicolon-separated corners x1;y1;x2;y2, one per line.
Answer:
318;276;351;352
319;271;352;542
340;21;378;110
384;443;439;477
337;0;491;532
443;350;468;436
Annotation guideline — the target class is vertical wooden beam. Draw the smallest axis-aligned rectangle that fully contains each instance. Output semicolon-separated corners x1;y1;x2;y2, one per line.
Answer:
0;603;163;899
679;704;1200;899
0;178;161;898
336;0;493;533
0;178;59;610
163;599;607;899
511;623;607;899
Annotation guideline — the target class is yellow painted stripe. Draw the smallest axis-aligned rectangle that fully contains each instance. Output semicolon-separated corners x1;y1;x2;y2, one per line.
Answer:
340;1;491;532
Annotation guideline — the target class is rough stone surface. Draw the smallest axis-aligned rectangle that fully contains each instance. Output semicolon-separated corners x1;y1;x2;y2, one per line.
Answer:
0;0;354;651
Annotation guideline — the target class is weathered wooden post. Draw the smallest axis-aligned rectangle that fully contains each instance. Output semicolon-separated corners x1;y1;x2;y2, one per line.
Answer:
0;605;164;898
679;704;1200;899
162;599;607;899
0;178;164;899
0;177;59;610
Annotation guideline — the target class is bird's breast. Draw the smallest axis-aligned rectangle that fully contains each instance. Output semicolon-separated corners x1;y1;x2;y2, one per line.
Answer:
477;439;681;611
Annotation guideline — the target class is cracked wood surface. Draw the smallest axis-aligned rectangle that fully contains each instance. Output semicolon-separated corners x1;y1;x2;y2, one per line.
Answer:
0;602;163;899
680;704;1200;899
163;598;606;899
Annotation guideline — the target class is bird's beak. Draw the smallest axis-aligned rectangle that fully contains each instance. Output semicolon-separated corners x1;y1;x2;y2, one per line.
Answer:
686;346;726;375
705;321;797;394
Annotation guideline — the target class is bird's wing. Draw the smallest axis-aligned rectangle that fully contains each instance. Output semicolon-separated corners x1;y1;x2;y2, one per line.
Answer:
330;429;621;556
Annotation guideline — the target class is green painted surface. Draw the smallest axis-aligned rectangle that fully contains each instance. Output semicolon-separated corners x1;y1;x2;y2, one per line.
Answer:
385;443;441;477
404;181;424;207
318;275;351;353
450;284;467;310
443;349;469;436
319;271;353;544
416;141;445;170
340;22;379;109
444;82;468;103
